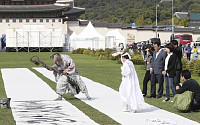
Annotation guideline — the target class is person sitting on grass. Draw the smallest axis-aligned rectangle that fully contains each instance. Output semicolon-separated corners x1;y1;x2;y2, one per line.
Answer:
176;70;200;111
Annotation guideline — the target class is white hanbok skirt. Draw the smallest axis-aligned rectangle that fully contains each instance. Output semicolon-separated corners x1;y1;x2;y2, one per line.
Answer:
119;75;144;111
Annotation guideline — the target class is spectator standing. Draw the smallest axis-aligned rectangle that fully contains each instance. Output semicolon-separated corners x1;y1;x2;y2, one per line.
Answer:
142;42;147;60
185;44;192;61
142;49;153;97
192;46;198;59
162;43;176;102
172;40;183;87
147;40;167;98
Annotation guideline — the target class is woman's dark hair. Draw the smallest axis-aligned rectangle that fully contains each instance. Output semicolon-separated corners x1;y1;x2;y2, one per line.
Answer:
172;40;178;45
165;42;175;52
122;55;129;59
181;69;191;79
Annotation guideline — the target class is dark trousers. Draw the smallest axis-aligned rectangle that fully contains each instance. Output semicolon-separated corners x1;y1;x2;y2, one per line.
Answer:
174;70;181;86
187;53;191;61
192;99;200;111
142;70;151;96
150;74;164;97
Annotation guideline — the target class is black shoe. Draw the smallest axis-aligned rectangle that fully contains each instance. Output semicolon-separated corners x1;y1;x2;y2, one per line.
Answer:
143;94;146;97
147;95;156;98
157;95;162;98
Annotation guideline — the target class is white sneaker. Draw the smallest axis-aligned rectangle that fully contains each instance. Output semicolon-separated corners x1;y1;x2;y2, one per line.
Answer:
162;98;170;102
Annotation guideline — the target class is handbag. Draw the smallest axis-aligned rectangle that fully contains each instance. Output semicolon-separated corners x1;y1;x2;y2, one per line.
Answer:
172;91;194;112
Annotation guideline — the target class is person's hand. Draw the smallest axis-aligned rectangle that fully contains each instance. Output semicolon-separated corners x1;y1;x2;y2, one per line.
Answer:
48;67;53;71
147;61;150;65
63;70;67;74
179;83;182;86
162;71;166;75
150;69;153;74
176;86;180;90
166;41;170;44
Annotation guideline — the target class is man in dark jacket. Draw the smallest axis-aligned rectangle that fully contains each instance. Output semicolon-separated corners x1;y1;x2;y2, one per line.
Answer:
147;40;167;98
172;40;182;87
176;70;200;111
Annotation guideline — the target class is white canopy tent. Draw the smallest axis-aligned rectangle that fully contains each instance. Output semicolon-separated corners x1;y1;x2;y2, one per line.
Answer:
69;32;78;50
105;29;126;50
74;22;105;50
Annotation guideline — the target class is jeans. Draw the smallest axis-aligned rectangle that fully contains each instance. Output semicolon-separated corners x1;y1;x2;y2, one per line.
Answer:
164;76;176;99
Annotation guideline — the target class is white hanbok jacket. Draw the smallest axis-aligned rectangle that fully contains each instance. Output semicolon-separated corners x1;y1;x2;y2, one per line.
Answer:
119;59;144;110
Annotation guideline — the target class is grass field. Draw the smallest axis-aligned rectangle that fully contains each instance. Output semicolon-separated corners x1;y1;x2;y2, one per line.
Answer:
0;52;199;124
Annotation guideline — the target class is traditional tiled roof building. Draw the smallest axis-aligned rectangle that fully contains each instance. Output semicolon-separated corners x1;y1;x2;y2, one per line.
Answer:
189;13;200;27
0;0;85;52
0;0;85;19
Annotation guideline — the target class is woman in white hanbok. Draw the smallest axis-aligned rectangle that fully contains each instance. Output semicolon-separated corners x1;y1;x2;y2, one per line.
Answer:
119;53;144;113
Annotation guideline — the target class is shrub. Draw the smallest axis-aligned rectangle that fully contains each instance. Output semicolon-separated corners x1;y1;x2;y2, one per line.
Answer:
181;58;188;70
98;52;106;60
182;59;200;76
83;49;91;55
72;49;77;54
131;54;143;60
130;59;145;65
72;48;87;54
95;49;104;56
189;59;200;76
77;48;86;54
104;48;114;59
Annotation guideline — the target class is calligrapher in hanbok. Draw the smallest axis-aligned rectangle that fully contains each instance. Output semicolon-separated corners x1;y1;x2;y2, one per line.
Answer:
50;53;91;100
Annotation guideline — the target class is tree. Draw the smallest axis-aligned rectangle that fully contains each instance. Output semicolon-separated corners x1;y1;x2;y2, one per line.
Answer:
74;0;197;26
178;17;189;27
145;18;152;25
135;15;145;26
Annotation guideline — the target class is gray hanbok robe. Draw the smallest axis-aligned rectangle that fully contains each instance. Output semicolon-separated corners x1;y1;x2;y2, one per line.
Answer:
53;54;89;97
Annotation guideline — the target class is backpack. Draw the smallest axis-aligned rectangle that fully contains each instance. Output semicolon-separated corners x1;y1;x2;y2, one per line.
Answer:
172;91;194;112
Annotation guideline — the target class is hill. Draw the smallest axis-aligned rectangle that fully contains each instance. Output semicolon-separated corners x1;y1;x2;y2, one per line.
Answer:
74;0;200;26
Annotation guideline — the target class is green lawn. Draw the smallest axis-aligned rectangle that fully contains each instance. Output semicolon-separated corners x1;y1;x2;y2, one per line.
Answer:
0;52;200;124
